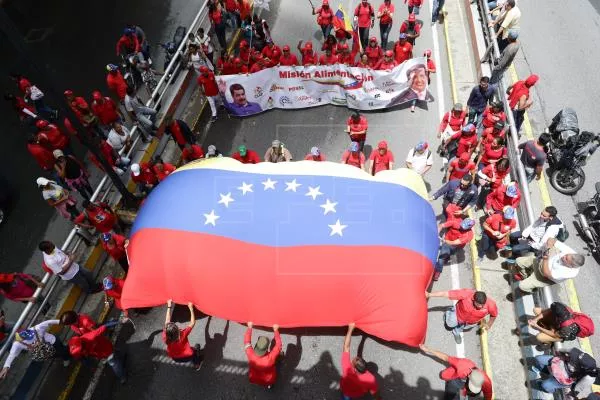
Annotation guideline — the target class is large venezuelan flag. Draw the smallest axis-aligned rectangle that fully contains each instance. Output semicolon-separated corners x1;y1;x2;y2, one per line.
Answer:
122;158;438;346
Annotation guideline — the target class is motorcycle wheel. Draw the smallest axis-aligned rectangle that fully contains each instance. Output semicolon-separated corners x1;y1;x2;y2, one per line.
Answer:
550;167;586;195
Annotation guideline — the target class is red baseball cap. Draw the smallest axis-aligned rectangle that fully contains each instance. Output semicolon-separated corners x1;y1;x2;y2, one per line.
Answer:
240;40;248;48
378;140;388;150
283;45;290;51
408;13;416;22
92;91;102;100
369;36;377;42
199;66;209;74
385;50;393;57
234;57;242;63
459;153;470;163
63;89;74;97
305;41;313;49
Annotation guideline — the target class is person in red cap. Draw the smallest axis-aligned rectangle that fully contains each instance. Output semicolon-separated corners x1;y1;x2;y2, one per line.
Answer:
476;158;510;209
353;0;375;50
297;40;319;66
313;0;334;39
377;0;395;50
340;323;381;400
91;91;122;131
181;143;205;164
197;66;220;121
479;121;507;151
105;64;128;101
393;33;413;64
102;275;126;312
346;111;368;151
446;153;475;182
278;45;299;66
232;145;260;164
318;48;339;65
374;50;397;70
337;44;356;65
59;310;97;336
26;136;55;171
507;74;539;133
244;321;282;389
365;37;383;67
0;273;44;304
438;103;467;143
424;49;436;84
68;320;126;383
231;57;249;74
399;13;421;46
261;41;282;66
369;141;395;175
74;199;119;234
163;300;203;370
100;232;129;273
36;120;71;153
152;157;176;182
164;116;194;150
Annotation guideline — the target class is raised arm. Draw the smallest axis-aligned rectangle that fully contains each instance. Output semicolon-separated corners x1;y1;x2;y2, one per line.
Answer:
187;302;196;328
343;323;355;353
165;299;173;326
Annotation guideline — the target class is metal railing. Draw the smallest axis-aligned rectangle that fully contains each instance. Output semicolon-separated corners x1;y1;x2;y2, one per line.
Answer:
0;1;212;362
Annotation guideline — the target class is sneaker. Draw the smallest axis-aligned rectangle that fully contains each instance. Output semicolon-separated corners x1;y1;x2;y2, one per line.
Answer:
211;116;218;122
452;329;462;344
63;360;71;367
432;271;441;281
410;105;415;113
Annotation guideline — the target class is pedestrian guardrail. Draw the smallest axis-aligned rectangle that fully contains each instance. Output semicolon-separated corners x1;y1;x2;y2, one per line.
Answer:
0;0;212;363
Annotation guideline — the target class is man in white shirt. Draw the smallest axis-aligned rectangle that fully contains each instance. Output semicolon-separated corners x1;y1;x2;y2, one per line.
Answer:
107;121;132;152
516;238;585;293
406;141;434;176
508;206;563;258
124;86;156;141
38;241;102;294
490;0;520;51
0;319;70;379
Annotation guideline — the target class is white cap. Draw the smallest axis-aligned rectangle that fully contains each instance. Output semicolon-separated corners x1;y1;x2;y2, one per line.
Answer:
52;149;64;159
36;177;50;187
131;163;141;176
207;145;216;156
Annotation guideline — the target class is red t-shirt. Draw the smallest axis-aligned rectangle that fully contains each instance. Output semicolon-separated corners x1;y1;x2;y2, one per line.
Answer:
250;63;266;73
341;150;366;168
481;107;506;129
354;3;374;28
442;220;473;248
197;72;219;97
262;45;281;65
39;125;69;150
69;314;97;336
481;127;507;148
347;116;368;142
400;21;422;35
18;77;32;94
91;98;119;126
439;111;467;133
232;150;261;164
365;45;383;67
480;163;510;189
378;3;395;24
163;326;194;359
182;145;205;162
486;185;521;212
450;132;478;157
369;150;394;175
394;41;413;64
279;53;299;66
101;233;127;261
244;328;281;386
168;121;187;146
153;163;176;182
106;72;128;101
304;154;327;161
209;8;223;25
217;58;235;75
69;326;113;360
340;351;378;397
231;64;249;74
225;0;239;12
316;6;334;25
319;54;339;65
448;289;499;325
132;162;158;185
74;204;116;233
104;277;124;310
375;59;397;70
426;58;436;73
301;50;318;66
484;213;516;248
338;52;356;65
27;143;55;171
448;159;475;181
479;142;507;165
441;357;493;400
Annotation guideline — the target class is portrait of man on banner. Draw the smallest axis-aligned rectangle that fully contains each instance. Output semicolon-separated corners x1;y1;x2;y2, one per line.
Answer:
220;82;264;117
388;63;434;107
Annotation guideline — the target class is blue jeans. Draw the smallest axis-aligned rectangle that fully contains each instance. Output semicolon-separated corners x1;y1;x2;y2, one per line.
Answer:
478;233;495;258
107;353;126;380
379;23;392;50
321;24;333;39
445;307;477;335
509;231;536;257
436;243;457;272
33;98;57;120
534;355;571;393
408;5;420;15
432;0;446;22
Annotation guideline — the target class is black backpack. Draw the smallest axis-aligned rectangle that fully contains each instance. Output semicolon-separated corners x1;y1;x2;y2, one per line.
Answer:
545;217;569;242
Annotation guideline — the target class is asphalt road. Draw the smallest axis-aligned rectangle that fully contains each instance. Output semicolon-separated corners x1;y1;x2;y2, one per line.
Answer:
513;0;600;359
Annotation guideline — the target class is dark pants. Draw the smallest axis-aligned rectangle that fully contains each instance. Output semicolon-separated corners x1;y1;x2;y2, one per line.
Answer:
52;339;71;361
33;98;57;120
118;256;129;273
432;0;446;22
435;243;460;272
214;22;227;49
476;185;492;209
444;379;466;400
68;268;102;294
358;27;370;50
509;231;536;257
66;203;80;220
172;346;202;365
379;23;392;50
478;233;495;258
320;24;333;39
71;178;94;200
513;109;526;133
408;5;421;15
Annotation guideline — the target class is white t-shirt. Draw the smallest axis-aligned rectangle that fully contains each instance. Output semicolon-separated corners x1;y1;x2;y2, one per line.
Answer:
107;125;131;151
548;247;579;283
406;148;433;175
501;6;521;39
198;34;214;54
4;320;59;368
42;183;67;202
43;248;79;280
522;218;561;250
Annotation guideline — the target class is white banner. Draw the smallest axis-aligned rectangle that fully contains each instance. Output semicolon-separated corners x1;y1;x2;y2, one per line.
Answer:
215;57;434;117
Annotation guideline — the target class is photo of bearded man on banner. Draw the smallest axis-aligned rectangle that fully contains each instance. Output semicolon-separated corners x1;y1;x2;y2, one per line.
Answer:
388;63;434;107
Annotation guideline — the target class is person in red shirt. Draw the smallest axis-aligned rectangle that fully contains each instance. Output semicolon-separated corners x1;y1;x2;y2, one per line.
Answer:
232;144;260;164
427;289;498;343
217;52;235;75
239;40;251;64
337;44;356;65
36;120;70;153
446;123;478;160
4;93;36;122
313;0;334;39
102;276;126;312
224;0;240;28
419;345;493;400
374;50;397;70
405;0;424;14
197;66;220;121
369;140;394;175
341;142;366;170
249;56;268;73
354;53;371;68
480;101;506;132
476;157;510;208
297;40;318;66
377;0;395;50
26;136;55;171
479;121;507;152
74;200;119;234
261;41;282;66
434;217;475;280
319;48;339;65
162;300;203;369
399;13;421;46
231;57;249;74
365;37;383;67
105;64;128;101
131;162;158;195
64;90;97;128
209;2;227;49
152;157;176;182
244;321;281;388
438;103;467;146
446;153;475;182
480;205;516;260
424;49;436;84
321;35;338;54
507;74;539;133
165;117;194;150
353;0;375;50
304;147;326;161
278;45;299;66
346;111;368;152
393;33;413;65
88;138;130;176
100;232;129;273
477;136;507;170
340;323;381;400
59;310;97;336
485;182;521;214
0;273;44;304
69;321;127;383
116;28;140;58
182;143;205;164
91;91;121;128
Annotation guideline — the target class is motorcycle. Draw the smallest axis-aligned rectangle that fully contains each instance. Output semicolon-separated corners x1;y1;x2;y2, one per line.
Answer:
541;108;600;195
574;182;600;257
159;26;187;84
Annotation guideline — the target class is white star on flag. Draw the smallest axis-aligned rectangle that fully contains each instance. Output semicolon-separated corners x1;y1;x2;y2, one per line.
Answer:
328;219;347;237
262;178;277;190
203;210;220;226
305;186;323;200
284;179;302;192
218;193;235;208
237;182;253;195
320;199;338;215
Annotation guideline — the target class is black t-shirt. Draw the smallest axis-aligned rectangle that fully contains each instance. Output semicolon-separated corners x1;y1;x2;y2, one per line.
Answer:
64;157;82;179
